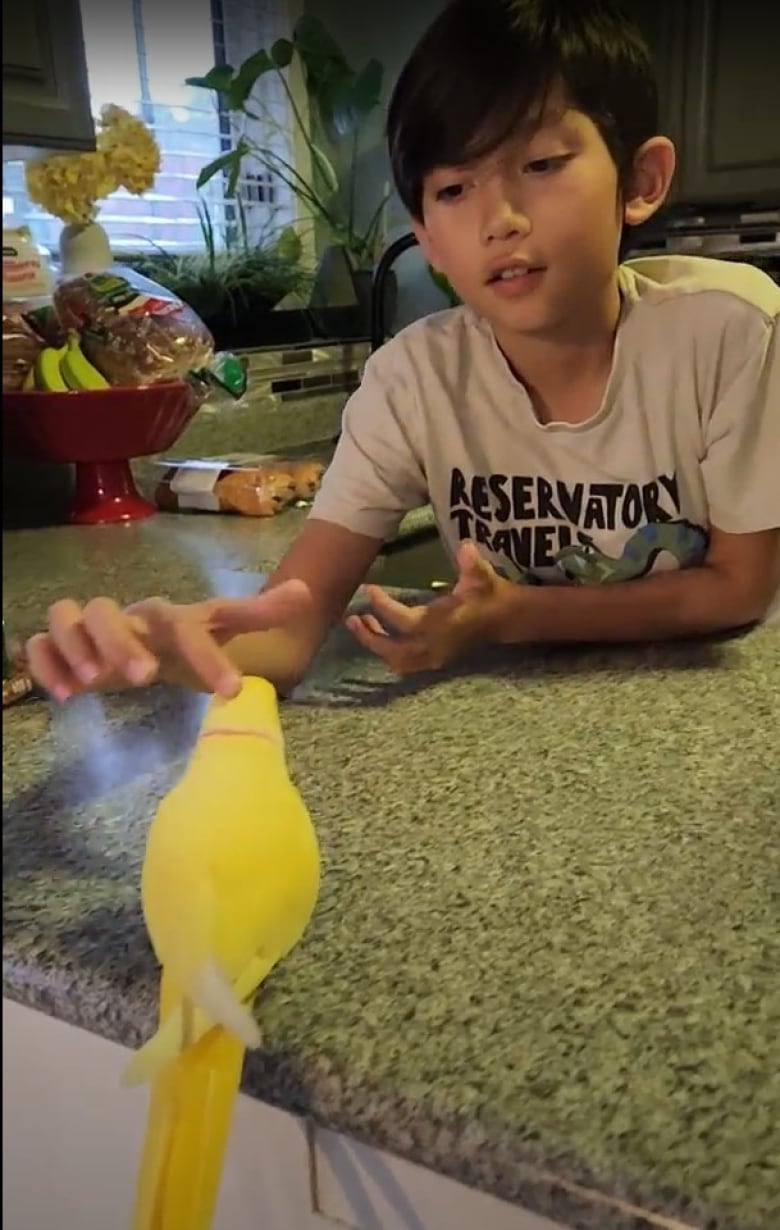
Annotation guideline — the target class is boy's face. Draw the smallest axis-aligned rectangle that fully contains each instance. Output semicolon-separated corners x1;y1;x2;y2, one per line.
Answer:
413;103;671;341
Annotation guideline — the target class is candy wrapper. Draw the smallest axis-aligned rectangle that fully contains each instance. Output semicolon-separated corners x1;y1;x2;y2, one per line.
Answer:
2;624;35;708
188;351;248;401
155;453;326;518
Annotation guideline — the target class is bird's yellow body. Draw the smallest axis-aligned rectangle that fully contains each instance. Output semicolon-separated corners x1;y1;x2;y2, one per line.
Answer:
123;677;320;1230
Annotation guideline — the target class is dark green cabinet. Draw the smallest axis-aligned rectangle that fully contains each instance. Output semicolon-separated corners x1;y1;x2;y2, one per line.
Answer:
3;0;95;155
678;0;780;206
621;0;686;153
627;0;780;208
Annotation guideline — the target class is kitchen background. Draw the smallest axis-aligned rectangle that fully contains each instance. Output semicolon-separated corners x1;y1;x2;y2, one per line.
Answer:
3;9;780;1225
2;0;780;573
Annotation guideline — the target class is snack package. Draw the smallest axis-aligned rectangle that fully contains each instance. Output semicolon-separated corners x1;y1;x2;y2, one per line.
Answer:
2;225;54;390
155;453;326;518
189;350;249;401
52;267;214;386
2;309;46;391
2;225;54;302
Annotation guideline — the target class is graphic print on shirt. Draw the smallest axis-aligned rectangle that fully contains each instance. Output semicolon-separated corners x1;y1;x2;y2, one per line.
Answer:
448;466;709;585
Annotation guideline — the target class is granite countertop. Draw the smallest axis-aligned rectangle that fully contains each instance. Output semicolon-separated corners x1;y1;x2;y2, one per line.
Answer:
3;515;779;1230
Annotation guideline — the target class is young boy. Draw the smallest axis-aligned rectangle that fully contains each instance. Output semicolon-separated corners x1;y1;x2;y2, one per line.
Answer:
27;0;780;703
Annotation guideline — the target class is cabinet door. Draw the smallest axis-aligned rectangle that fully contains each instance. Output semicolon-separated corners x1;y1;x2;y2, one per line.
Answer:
621;0;686;151
678;0;780;206
3;0;95;154
617;0;688;212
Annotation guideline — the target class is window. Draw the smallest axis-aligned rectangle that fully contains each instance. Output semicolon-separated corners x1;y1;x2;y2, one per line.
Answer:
2;0;295;255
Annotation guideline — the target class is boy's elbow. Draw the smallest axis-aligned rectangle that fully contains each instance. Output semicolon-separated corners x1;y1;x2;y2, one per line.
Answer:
273;661;310;699
704;566;774;631
702;527;780;630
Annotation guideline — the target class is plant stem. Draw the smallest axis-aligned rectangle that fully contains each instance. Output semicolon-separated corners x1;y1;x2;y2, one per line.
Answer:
347;124;359;240
273;65;330;194
254;143;342;233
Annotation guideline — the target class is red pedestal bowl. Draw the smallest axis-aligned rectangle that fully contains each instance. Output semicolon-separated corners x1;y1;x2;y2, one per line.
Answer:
3;382;197;525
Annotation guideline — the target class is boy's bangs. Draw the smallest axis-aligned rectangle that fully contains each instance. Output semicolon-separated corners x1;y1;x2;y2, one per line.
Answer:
443;77;557;176
426;56;555;174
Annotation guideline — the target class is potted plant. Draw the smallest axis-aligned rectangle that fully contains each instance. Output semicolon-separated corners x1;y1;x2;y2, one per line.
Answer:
186;15;393;339
125;201;314;349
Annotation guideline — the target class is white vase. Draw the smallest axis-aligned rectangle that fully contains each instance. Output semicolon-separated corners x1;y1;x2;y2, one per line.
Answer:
58;220;112;277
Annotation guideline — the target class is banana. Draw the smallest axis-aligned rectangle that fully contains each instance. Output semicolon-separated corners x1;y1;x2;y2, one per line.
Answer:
22;365;36;391
60;331;110;391
33;344;69;392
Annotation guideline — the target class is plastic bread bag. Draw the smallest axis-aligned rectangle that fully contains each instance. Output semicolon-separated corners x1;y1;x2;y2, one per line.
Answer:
52;266;215;387
154;453;327;517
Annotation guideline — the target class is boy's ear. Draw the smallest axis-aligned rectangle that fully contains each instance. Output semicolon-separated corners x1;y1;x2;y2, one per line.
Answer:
623;136;676;228
411;218;441;271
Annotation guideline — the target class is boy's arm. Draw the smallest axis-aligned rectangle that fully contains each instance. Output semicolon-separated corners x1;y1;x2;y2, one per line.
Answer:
165;340;428;695
494;309;780;644
490;526;780;645
214;518;383;695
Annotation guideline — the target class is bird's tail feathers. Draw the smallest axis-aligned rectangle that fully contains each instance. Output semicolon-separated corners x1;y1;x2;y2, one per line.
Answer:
131;1022;245;1230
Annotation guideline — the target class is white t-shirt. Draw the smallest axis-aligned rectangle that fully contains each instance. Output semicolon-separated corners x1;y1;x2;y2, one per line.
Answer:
312;255;780;622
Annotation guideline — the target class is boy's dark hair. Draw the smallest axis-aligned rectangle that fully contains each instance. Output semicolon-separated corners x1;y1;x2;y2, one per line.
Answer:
387;0;659;220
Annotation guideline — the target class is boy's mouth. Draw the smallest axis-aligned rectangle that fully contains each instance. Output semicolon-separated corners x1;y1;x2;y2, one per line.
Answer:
486;262;545;284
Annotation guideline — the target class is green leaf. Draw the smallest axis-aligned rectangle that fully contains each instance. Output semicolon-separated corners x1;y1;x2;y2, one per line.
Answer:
271;38;294;68
428;265;461;306
195;140;248;196
275;226;302;263
228;49;274;109
292;14;349;73
307;140;339;195
349;58;383;117
185;66;234;94
196;150;236;190
292;13;355;133
227;148;244;197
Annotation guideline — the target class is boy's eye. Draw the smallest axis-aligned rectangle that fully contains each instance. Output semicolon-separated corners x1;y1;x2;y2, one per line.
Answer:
524;154;570;174
435;182;465;202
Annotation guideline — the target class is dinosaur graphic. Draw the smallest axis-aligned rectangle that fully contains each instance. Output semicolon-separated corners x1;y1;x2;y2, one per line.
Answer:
554;519;709;585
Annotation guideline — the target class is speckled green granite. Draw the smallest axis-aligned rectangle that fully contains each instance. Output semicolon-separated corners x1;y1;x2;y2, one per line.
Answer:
3;519;779;1230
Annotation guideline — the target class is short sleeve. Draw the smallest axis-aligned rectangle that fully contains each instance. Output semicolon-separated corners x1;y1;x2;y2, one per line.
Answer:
701;310;780;534
310;345;429;540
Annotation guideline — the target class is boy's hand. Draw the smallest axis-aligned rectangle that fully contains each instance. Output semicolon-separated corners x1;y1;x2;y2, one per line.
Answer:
346;541;511;675
26;581;311;703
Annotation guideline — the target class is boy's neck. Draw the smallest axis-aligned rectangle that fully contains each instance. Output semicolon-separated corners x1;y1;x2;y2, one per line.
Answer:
492;276;622;425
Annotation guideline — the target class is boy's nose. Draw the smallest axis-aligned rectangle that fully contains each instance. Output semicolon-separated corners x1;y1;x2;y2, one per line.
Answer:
482;199;531;245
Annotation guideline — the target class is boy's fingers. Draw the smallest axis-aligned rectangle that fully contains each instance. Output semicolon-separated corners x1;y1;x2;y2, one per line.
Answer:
26;634;79;703
362;586;421;633
81;597;158;685
47;599;103;686
454;541;495;593
346;615;436;676
168;623;241;698
206;580;312;636
346;615;396;662
360;612;387;637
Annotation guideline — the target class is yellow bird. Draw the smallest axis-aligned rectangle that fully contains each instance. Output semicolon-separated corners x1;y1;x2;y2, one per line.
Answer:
122;677;321;1230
